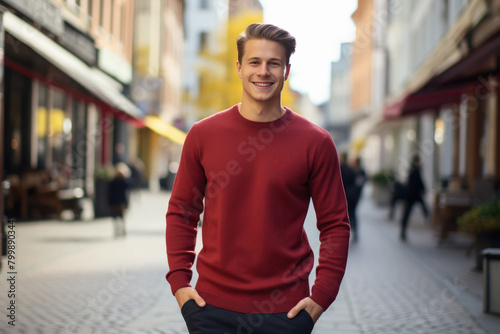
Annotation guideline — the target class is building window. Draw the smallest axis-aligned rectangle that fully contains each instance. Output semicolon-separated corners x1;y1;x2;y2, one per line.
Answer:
136;0;150;12
51;89;68;176
37;83;49;170
200;0;210;9
110;0;115;37
441;0;449;23
71;100;88;187
387;0;396;23
66;0;81;14
199;32;208;52
99;0;105;27
4;69;31;174
87;0;93;21
120;3;126;43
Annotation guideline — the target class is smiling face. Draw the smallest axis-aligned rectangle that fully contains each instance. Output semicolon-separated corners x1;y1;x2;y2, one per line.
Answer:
236;39;291;106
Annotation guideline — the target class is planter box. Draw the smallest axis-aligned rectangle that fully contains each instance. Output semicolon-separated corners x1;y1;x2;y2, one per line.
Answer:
93;179;112;218
475;232;500;271
372;183;392;207
483;248;500;315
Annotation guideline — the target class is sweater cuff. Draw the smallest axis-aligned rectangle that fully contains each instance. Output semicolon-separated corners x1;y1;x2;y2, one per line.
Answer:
166;271;192;296
310;284;337;311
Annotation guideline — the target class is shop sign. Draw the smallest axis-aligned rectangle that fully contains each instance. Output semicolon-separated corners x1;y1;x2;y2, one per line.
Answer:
98;47;132;84
3;0;63;36
59;22;97;66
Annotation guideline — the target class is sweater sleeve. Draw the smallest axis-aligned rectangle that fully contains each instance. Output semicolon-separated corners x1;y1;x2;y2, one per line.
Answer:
308;134;350;310
165;123;206;295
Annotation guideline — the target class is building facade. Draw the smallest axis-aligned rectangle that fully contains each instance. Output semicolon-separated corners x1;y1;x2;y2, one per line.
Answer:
327;42;352;153
349;0;500;241
132;0;185;190
182;0;230;126
384;0;500;194
1;0;144;223
350;0;388;173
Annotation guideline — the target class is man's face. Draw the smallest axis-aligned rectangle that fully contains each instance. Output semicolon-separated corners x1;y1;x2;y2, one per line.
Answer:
236;39;290;105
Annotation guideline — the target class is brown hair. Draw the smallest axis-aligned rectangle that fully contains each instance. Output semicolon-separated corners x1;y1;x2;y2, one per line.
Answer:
236;23;296;65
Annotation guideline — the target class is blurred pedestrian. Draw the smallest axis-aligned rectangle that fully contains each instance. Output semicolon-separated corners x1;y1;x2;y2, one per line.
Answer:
388;180;408;220
108;163;131;237
166;23;350;333
340;153;357;240
400;155;429;241
351;156;366;240
128;158;146;201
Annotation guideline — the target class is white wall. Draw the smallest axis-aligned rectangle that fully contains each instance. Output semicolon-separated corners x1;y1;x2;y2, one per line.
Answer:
183;0;229;125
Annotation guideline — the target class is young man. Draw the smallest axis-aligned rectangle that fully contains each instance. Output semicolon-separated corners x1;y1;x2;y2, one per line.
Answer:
166;23;350;333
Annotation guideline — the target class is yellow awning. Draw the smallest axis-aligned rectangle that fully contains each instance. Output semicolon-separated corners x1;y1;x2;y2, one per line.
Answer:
351;137;366;153
144;115;186;145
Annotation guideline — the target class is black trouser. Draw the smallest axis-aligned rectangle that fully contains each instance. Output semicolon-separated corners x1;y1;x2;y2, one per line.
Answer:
348;205;357;235
181;300;315;334
400;197;429;238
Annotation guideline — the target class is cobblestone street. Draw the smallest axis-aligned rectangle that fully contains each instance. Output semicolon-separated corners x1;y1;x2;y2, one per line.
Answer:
1;187;499;333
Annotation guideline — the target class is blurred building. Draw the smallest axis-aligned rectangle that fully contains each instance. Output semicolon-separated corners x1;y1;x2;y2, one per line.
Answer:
350;0;388;174
350;0;500;243
0;0;144;222
182;0;297;124
383;0;500;193
182;0;230;126
132;0;186;191
295;94;324;127
326;42;352;153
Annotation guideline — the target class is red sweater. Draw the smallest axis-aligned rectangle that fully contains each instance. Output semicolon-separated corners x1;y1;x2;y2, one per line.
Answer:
166;105;350;313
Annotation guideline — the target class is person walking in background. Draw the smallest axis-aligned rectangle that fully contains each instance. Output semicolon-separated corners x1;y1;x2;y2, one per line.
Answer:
400;155;429;241
388;180;408;220
166;23;350;333
340;153;358;241
108;162;131;237
351;156;366;241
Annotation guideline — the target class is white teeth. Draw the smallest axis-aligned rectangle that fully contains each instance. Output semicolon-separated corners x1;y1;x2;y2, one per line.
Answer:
254;83;272;87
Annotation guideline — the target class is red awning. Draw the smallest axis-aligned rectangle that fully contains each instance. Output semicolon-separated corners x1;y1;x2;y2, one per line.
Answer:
383;78;498;119
5;59;144;127
384;33;500;120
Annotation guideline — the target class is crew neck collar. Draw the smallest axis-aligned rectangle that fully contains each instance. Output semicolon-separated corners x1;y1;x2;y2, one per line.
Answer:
232;104;292;129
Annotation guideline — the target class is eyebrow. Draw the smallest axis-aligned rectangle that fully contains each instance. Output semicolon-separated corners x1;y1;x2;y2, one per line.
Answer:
246;57;284;63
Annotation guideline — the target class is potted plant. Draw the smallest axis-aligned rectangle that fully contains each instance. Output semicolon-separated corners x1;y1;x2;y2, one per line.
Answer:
370;170;395;206
458;199;500;270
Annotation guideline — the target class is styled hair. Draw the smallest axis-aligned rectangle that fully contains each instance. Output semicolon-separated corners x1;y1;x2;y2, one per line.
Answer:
237;23;296;65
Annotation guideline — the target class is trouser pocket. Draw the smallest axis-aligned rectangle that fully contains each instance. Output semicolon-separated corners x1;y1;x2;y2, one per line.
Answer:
181;300;204;334
292;310;315;333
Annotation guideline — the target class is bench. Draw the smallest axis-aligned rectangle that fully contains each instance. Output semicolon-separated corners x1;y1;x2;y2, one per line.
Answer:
58;187;85;220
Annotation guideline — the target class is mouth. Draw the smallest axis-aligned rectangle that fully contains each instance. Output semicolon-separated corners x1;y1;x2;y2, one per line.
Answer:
253;82;274;88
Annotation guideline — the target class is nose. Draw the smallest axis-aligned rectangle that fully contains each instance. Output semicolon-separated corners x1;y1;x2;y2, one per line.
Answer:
258;63;270;76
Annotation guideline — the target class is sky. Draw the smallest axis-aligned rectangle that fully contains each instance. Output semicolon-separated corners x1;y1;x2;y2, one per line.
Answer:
259;0;358;105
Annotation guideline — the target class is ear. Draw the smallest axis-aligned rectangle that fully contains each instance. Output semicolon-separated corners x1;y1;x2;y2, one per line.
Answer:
236;60;242;79
284;64;291;81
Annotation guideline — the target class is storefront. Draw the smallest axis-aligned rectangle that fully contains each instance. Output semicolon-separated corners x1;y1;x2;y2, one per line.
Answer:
384;33;500;189
2;10;144;220
383;6;500;241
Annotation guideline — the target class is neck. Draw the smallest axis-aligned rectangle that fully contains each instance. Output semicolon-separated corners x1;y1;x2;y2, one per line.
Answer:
238;99;285;122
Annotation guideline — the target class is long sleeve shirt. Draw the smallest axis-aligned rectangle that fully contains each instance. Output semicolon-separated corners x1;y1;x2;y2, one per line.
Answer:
166;105;350;313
